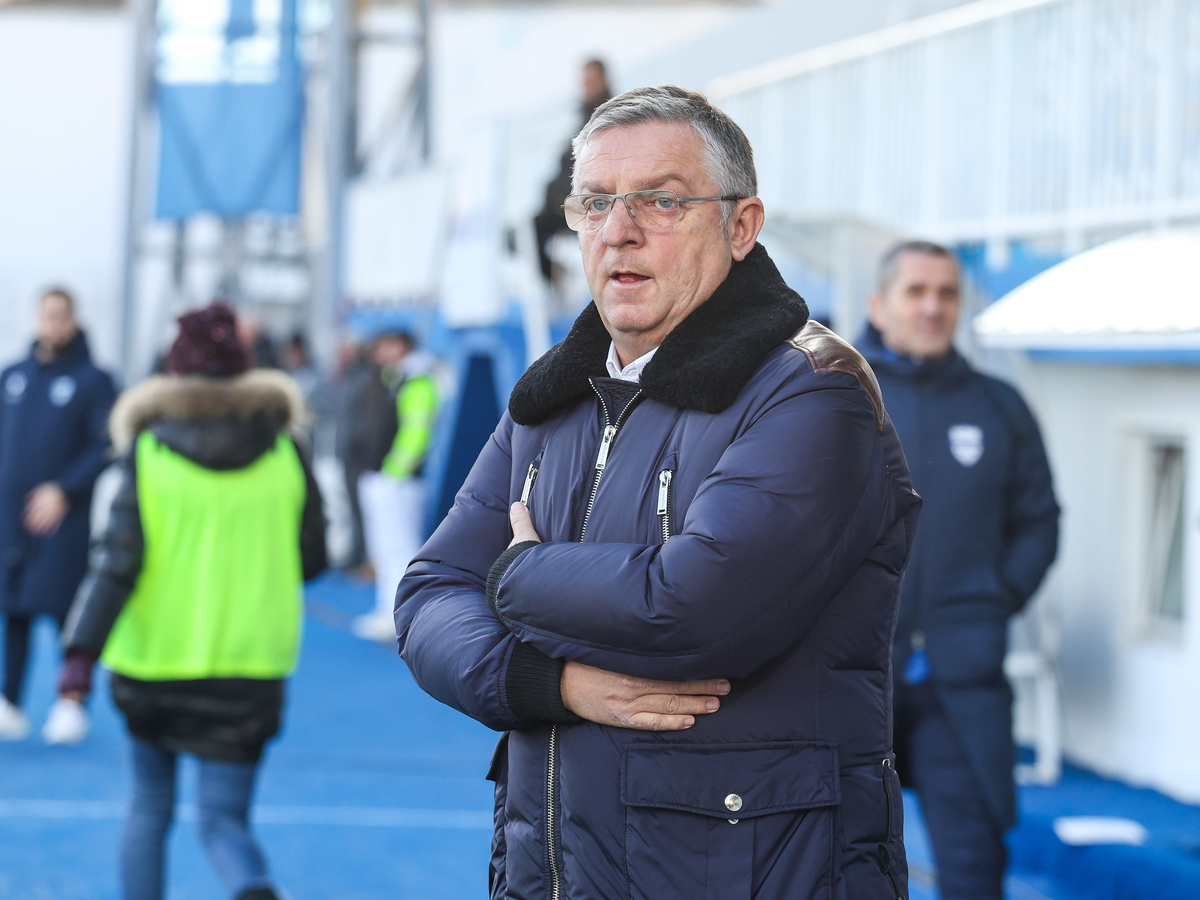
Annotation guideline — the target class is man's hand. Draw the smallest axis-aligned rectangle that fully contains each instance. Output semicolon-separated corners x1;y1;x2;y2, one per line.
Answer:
24;483;68;536
508;501;542;548
561;661;730;731
508;503;729;731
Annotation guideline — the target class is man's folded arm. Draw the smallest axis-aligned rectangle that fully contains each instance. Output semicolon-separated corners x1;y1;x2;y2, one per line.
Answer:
397;415;579;731
491;386;889;682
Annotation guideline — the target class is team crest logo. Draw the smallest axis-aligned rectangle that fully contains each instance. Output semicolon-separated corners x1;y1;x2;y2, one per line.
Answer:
50;376;77;407
948;424;984;467
4;372;27;401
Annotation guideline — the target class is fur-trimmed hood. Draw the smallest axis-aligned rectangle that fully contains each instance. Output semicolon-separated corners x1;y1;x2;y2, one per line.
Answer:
509;243;808;425
110;369;308;467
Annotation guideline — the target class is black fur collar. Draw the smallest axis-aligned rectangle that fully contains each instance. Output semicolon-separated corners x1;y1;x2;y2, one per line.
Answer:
509;243;808;425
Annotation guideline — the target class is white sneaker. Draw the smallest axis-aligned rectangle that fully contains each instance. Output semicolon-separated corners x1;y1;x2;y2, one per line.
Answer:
42;698;89;746
0;697;30;740
350;611;397;643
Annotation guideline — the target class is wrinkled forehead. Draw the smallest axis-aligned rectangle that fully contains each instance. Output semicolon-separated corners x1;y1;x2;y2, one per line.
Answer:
575;121;707;192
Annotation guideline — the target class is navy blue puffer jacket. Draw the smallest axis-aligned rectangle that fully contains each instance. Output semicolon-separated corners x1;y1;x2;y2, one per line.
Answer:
397;246;920;900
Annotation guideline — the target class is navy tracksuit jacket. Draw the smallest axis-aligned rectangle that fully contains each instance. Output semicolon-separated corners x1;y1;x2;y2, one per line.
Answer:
859;326;1059;830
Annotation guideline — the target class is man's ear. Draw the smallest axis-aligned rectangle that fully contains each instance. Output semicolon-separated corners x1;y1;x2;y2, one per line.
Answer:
866;291;884;330
728;198;765;261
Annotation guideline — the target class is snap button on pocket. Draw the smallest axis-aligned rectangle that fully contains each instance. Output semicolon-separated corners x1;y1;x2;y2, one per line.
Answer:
724;793;743;812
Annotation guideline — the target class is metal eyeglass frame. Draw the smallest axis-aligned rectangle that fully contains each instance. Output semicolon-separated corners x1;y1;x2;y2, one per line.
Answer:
562;190;743;232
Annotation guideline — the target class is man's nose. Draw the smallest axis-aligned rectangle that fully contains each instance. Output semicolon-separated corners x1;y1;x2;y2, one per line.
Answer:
916;292;945;316
600;197;643;246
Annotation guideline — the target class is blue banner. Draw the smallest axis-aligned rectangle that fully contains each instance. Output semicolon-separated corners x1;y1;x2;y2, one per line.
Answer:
154;0;304;219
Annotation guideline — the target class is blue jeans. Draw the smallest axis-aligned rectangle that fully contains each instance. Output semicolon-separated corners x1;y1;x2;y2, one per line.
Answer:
122;737;274;900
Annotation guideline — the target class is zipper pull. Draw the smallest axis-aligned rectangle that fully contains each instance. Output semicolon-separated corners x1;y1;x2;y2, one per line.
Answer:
520;464;538;505
657;469;673;515
595;425;617;471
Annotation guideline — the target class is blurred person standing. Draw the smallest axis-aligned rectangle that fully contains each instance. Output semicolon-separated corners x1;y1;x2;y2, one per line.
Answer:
532;58;612;286
332;336;380;572
57;302;326;900
280;332;321;404
352;330;438;642
859;241;1060;900
236;313;281;369
280;332;329;451
0;287;116;743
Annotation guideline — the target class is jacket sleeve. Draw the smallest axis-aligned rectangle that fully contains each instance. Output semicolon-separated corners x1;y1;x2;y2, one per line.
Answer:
292;436;329;581
61;447;143;657
990;382;1060;612
492;383;890;682
56;370;117;500
396;413;555;732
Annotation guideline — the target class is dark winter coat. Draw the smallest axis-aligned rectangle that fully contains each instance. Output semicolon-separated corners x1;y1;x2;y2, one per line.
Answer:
397;245;921;900
336;359;396;473
62;370;327;762
858;326;1059;828
0;332;116;618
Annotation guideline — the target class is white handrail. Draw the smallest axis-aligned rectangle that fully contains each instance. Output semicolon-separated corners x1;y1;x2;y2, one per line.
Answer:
708;0;1057;99
707;0;1200;253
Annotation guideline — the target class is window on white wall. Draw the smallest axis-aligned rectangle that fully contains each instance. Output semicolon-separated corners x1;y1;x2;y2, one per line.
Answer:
1143;440;1186;628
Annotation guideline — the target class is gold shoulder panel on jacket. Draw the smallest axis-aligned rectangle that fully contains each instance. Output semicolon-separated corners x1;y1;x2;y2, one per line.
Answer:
787;321;885;432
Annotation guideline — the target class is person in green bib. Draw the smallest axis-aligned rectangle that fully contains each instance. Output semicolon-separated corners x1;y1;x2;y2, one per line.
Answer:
351;330;439;643
58;303;327;900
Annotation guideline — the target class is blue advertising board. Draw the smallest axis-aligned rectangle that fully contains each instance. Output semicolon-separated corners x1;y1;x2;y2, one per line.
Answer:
154;0;304;219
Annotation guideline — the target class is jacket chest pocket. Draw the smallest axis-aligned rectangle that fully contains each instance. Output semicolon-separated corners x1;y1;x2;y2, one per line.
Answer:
621;742;841;900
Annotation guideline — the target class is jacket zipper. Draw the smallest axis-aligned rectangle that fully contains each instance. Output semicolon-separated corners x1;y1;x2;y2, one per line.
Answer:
520;462;539;506
578;386;642;543
546;725;561;900
546;383;642;900
657;469;674;542
879;758;903;900
578;425;616;540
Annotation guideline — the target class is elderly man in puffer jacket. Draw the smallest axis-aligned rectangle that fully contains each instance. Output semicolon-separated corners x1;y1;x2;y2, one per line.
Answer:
397;86;922;900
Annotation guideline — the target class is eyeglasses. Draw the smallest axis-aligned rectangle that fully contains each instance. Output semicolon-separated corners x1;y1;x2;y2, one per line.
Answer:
562;190;742;232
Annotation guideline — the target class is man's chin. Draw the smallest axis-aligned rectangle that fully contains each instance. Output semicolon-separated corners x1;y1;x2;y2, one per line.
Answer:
603;311;663;340
914;343;954;360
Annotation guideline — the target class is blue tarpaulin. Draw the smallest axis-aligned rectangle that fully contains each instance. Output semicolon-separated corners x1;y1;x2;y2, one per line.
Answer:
154;0;304;219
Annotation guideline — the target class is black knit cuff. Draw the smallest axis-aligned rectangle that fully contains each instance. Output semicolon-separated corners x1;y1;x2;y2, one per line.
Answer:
486;541;540;613
505;642;580;725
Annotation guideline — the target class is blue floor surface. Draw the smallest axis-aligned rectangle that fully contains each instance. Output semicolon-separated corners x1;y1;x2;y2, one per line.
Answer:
3;573;1198;898
0;573;497;899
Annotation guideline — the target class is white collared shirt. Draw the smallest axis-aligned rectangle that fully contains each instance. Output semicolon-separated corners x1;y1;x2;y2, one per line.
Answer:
605;343;658;383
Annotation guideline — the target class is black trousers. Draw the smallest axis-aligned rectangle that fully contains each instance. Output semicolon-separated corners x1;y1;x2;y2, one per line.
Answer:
534;210;568;284
3;612;67;706
894;681;1007;900
341;460;368;569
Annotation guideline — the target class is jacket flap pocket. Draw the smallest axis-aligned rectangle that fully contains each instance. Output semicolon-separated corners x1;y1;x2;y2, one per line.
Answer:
622;741;839;818
485;732;510;783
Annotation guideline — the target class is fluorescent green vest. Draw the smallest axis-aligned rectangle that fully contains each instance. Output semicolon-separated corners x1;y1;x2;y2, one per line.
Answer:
381;373;438;480
101;431;306;681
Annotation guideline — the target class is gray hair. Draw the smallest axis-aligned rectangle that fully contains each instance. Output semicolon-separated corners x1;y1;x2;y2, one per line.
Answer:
877;240;957;293
570;85;757;226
